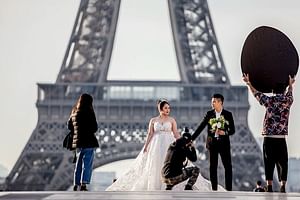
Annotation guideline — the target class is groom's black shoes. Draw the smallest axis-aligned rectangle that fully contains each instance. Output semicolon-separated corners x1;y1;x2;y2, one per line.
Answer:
267;185;273;192
166;185;173;190
280;185;286;193
212;185;218;191
184;185;193;190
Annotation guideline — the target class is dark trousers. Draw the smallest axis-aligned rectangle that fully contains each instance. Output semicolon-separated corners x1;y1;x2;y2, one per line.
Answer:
263;137;288;181
209;137;232;191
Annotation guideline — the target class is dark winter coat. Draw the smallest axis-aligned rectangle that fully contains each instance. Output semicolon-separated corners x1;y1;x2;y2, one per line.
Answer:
68;109;99;149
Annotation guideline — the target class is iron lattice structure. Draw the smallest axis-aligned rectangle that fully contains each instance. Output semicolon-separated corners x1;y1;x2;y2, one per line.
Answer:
5;0;264;191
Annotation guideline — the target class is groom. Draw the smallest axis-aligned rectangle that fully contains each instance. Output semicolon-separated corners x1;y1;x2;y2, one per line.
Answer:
191;93;235;191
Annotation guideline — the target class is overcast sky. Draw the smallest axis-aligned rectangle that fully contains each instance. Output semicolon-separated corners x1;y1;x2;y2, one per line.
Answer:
1;0;300;173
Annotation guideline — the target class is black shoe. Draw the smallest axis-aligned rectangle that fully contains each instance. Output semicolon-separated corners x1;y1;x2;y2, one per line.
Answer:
80;184;88;191
73;185;78;191
280;185;286;193
212;186;218;191
184;185;193;190
166;185;173;190
267;185;273;192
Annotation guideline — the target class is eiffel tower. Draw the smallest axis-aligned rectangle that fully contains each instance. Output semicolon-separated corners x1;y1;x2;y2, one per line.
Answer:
5;0;264;191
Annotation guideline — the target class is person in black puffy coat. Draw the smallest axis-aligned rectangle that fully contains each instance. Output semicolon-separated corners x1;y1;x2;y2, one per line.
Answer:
68;93;99;191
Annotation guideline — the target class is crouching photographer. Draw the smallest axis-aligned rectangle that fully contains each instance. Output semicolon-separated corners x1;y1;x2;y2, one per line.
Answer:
161;127;200;190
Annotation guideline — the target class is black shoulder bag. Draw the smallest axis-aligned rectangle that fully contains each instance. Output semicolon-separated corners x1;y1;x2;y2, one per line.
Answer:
63;131;77;163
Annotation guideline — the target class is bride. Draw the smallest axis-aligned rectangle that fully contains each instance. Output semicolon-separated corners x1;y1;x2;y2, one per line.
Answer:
106;99;225;191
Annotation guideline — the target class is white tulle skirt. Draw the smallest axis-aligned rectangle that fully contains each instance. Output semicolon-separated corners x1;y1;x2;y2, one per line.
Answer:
105;132;225;191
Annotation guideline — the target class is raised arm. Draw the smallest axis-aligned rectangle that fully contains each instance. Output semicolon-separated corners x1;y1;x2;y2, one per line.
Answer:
171;117;181;139
288;75;295;91
286;75;295;103
143;118;155;153
242;73;258;95
242;73;269;107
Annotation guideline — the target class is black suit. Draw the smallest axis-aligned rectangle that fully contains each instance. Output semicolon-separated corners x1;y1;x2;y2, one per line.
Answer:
192;109;235;191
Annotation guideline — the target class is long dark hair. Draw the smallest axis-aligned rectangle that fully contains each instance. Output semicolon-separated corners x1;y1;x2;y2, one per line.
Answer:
73;93;94;113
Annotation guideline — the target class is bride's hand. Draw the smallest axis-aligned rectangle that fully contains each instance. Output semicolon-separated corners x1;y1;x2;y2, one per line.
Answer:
143;146;148;153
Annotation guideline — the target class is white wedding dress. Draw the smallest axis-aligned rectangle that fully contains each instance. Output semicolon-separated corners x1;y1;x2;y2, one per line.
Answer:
105;121;225;191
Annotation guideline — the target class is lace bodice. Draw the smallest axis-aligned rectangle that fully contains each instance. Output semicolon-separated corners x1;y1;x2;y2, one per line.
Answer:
153;121;172;133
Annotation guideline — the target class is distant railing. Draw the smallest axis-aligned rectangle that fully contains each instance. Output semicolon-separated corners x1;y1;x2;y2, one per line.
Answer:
37;81;249;104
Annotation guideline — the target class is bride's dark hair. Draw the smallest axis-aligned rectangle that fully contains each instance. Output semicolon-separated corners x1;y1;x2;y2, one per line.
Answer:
157;99;169;111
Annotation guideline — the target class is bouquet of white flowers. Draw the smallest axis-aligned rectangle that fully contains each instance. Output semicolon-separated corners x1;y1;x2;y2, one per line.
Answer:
208;115;229;138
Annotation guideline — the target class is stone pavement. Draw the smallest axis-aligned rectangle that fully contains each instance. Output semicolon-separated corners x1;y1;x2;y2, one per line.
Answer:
0;191;300;200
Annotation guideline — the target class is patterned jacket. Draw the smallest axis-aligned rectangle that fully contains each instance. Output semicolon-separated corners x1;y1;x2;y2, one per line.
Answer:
254;88;293;136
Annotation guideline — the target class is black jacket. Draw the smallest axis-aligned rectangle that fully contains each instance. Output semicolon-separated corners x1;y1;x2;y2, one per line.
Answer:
191;109;235;144
68;109;99;148
162;138;197;178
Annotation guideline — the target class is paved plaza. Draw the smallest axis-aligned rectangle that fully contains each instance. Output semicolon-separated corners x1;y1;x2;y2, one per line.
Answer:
0;191;299;200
